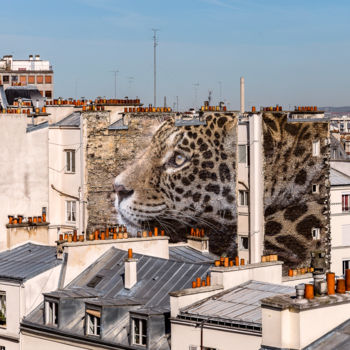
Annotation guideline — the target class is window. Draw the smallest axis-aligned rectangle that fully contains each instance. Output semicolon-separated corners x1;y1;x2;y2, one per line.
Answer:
11;75;18;83
86;309;101;336
343;260;350;275
45;75;52;84
312;140;320;156
238;145;247;164
0;346;5;350
3;75;9;83
20;76;27;84
66;201;76;223
132;318;147;346
240;236;249;250
332;149;338;159
239;190;249;206
342;195;350;212
45;90;52;98
0;292;6;327
65;150;76;173
28;75;35;84
312;184;319;194
45;300;58;326
312;228;320;240
37;75;43;84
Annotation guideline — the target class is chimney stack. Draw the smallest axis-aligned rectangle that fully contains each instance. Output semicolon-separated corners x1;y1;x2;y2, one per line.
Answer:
240;76;245;114
125;248;137;289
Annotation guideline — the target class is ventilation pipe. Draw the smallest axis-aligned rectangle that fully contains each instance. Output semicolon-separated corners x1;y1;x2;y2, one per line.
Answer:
125;249;137;289
240;76;245;114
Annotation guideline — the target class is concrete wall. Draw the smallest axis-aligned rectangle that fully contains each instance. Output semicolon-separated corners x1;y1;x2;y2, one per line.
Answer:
6;225;53;249
0;115;48;251
262;113;330;272
330;184;350;275
171;321;261;350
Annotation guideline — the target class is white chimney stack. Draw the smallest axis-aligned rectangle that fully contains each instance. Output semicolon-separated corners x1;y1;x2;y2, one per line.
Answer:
240;76;245;114
125;248;137;289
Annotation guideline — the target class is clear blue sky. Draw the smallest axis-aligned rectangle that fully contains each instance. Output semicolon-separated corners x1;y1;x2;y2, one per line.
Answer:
2;0;349;110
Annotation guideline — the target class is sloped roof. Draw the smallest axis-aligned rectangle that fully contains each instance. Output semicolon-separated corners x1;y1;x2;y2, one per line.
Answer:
330;168;350;186
0;243;61;282
179;281;294;329
169;245;218;264
53;112;81;127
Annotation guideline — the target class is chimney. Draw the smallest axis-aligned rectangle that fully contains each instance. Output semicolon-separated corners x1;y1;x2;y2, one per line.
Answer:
240;76;245;114
29;55;33;61
187;228;209;252
35;54;40;61
125;248;137;289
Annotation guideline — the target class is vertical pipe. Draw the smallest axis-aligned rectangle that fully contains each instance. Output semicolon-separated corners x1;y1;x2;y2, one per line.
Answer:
240;77;245;114
79;112;85;237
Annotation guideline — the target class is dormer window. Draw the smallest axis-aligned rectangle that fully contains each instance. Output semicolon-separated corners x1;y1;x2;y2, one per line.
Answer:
132;318;147;346
45;299;58;326
86;309;101;336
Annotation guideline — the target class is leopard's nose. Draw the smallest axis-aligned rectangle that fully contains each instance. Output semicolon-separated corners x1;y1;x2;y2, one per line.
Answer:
114;184;134;204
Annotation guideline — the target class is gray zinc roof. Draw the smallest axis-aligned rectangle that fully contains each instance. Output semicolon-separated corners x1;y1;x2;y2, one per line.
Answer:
53;111;81;127
330;168;350;186
0;243;62;282
179;281;294;328
65;247;210;310
169;245;218;264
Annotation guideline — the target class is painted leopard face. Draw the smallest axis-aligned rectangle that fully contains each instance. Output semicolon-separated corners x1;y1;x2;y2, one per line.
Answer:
114;113;238;254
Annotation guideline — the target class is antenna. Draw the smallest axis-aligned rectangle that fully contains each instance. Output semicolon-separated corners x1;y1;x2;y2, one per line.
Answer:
109;70;119;99
193;83;199;109
208;90;212;106
218;81;222;102
152;29;159;107
176;95;179;112
128;76;134;96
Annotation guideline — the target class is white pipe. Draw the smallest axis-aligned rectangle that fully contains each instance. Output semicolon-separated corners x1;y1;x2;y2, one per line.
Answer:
240;77;245;114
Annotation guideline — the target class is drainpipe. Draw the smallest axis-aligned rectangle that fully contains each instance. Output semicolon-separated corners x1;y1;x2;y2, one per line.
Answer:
195;319;207;350
79;112;85;237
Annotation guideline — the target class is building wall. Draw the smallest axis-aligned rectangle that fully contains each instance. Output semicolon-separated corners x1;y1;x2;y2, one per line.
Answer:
171;322;261;350
0;116;48;251
262;113;330;272
48;126;81;239
330;184;350;275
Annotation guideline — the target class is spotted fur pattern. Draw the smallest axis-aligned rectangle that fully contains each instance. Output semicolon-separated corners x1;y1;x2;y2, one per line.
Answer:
262;113;330;271
114;113;238;255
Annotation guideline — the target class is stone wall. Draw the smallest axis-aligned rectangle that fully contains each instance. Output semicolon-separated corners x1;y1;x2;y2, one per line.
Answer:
262;112;330;272
84;112;174;233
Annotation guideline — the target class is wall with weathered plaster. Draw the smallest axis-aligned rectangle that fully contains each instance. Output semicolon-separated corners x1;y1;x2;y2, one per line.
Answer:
262;113;330;272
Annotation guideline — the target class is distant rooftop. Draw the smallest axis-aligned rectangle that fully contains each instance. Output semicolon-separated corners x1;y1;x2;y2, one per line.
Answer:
0;243;61;282
178;281;294;332
53;111;80;127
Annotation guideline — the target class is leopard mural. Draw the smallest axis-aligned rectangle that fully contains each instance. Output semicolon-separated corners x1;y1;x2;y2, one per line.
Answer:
262;112;330;272
114;113;238;256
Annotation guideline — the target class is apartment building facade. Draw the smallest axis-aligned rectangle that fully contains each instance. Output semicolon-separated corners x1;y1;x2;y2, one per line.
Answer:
0;55;53;100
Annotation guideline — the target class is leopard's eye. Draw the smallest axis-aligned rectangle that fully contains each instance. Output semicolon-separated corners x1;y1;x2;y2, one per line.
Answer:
168;152;188;168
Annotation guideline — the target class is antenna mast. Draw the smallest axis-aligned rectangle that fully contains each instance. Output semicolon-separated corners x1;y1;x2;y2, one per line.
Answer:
152;29;159;107
110;70;119;99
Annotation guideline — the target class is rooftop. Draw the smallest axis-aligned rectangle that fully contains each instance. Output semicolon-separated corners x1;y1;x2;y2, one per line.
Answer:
178;281;294;331
330;168;350;186
0;243;62;282
169;245;217;264
53;111;81;127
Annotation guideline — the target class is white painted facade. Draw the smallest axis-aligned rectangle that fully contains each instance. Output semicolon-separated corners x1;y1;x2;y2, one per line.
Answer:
0;115;49;251
0;265;61;350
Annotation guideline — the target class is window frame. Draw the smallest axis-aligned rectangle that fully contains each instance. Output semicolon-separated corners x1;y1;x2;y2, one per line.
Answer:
312;227;320;240
64;149;76;173
238;144;248;164
312;139;320;157
65;200;77;223
238;190;249;206
28;75;35;84
132;317;147;346
312;184;319;194
0;292;6;328
45;75;52;84
45;299;58;326
2;75;9;83
36;75;43;84
342;194;350;212
86;309;101;337
239;236;249;250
